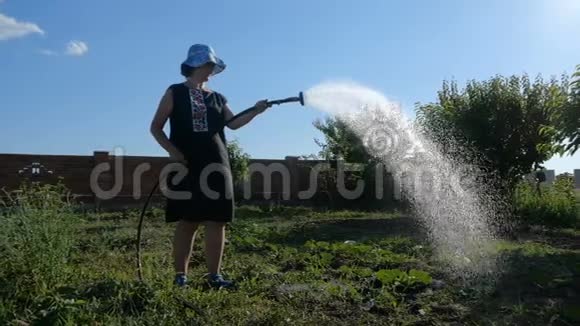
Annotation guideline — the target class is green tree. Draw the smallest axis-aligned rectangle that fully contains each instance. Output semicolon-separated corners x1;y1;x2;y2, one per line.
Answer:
313;117;372;163
549;64;580;155
227;139;250;185
312;117;380;207
415;74;569;193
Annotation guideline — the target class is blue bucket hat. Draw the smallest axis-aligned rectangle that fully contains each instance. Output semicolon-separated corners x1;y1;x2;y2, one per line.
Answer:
182;44;226;76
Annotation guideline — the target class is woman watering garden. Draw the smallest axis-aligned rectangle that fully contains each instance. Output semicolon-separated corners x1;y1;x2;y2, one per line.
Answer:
150;44;271;288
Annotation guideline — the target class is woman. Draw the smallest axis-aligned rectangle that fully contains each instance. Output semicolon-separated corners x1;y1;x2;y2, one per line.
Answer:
150;44;270;288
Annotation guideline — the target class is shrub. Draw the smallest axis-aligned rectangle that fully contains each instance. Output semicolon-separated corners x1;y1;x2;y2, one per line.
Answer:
514;177;578;227
227;140;251;204
0;181;79;299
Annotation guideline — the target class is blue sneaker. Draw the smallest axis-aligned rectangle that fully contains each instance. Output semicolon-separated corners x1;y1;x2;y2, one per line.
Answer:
175;273;188;287
208;273;235;289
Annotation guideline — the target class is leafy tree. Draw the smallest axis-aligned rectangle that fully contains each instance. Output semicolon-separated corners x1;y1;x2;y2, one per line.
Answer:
227;139;250;185
312;117;385;208
545;64;580;155
313;117;372;163
415;74;569;193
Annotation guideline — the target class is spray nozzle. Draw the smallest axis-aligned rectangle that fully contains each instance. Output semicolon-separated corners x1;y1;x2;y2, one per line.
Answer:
267;92;304;106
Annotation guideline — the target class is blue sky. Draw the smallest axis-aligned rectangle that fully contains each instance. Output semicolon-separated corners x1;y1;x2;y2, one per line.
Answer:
1;0;579;173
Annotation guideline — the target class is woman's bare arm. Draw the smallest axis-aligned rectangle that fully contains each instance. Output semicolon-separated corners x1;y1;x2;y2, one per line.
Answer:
150;89;186;162
224;100;270;130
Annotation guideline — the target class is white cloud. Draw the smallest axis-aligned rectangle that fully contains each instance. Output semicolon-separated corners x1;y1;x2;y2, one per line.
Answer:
39;49;57;56
65;40;88;56
39;41;91;57
0;12;44;41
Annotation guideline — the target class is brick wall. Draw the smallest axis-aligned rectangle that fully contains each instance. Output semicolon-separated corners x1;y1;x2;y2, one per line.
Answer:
0;151;394;210
0;153;94;199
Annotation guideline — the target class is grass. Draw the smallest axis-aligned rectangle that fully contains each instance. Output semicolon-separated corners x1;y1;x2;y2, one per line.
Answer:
1;203;579;325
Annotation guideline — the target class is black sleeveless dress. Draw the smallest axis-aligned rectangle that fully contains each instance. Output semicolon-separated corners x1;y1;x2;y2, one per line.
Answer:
164;83;234;223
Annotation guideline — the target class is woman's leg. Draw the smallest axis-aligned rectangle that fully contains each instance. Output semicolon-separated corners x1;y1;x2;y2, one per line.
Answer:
173;219;200;274
204;221;226;274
